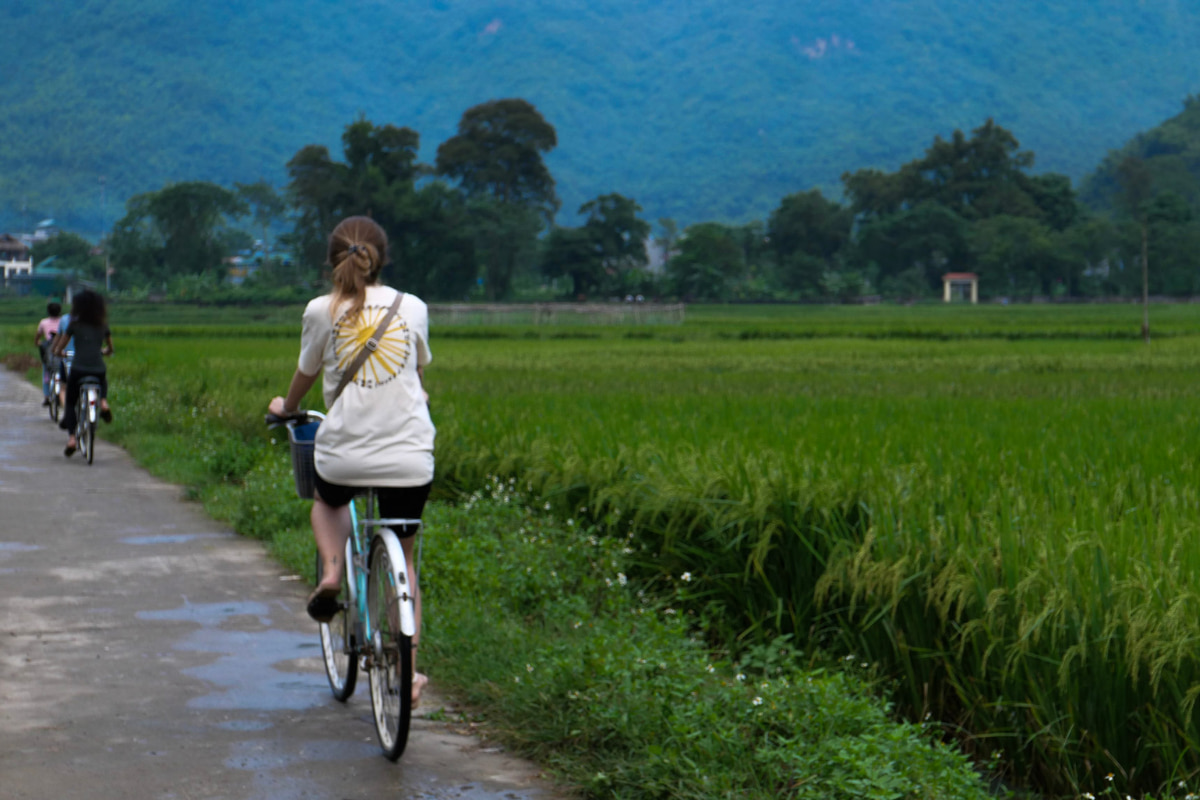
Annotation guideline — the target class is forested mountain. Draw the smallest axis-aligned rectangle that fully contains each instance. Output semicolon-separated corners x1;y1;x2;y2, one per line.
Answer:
1080;96;1200;213
2;0;1200;234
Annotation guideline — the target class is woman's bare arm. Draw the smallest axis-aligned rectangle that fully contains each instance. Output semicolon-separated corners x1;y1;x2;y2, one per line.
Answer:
268;369;320;417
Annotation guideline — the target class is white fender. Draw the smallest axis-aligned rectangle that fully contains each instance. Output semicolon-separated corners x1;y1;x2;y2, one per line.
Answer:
375;529;417;638
343;538;358;607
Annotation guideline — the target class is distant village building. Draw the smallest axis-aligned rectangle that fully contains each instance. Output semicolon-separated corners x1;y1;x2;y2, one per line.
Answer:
0;233;33;287
16;219;59;250
941;272;979;304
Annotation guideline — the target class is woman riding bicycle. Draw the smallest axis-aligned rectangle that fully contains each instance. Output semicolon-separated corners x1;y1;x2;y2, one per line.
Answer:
53;290;114;457
268;216;434;704
34;301;62;406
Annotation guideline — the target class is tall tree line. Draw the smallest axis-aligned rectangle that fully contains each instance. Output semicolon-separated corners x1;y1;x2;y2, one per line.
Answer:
92;103;1200;304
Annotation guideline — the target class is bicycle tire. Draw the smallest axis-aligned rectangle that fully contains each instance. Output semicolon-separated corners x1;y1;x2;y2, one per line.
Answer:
367;536;413;761
84;417;95;465
315;551;357;701
48;381;59;422
79;390;93;465
75;396;89;464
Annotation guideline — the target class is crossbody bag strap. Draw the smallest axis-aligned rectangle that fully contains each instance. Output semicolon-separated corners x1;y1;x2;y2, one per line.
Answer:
330;292;404;405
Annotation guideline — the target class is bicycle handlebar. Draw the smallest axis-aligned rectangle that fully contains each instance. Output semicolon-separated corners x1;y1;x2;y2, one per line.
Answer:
265;411;310;427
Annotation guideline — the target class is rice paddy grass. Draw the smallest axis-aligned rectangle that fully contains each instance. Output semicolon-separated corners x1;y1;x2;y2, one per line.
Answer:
4;300;1200;796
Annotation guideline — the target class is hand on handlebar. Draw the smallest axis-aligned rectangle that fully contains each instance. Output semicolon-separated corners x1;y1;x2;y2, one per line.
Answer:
268;396;289;418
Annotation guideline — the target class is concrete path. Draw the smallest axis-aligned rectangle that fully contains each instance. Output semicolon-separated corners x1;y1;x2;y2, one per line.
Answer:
0;368;559;800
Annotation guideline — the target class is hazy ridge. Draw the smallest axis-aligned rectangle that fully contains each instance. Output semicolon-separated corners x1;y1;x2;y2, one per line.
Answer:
2;0;1199;232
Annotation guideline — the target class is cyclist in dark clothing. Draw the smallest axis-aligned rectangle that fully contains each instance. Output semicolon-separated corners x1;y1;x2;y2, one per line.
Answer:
52;290;114;457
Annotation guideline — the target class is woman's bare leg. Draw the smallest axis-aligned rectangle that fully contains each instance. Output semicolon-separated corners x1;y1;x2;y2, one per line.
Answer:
399;532;426;703
311;494;351;592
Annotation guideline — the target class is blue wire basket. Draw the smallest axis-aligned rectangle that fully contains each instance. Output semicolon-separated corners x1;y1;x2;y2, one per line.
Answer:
288;420;321;500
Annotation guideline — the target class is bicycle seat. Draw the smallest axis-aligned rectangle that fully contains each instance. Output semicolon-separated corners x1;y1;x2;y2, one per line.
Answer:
79;376;102;385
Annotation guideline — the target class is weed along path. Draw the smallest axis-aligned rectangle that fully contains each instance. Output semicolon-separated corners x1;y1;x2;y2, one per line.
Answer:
0;368;559;800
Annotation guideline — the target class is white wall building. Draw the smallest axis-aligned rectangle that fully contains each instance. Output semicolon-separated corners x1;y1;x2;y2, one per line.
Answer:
0;233;33;285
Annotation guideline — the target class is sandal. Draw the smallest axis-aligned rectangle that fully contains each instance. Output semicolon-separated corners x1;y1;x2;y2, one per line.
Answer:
306;586;341;623
64;443;76;458
100;408;113;424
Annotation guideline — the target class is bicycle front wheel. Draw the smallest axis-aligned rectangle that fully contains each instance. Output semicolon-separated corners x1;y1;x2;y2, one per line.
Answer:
48;381;59;422
367;537;413;761
315;551;357;701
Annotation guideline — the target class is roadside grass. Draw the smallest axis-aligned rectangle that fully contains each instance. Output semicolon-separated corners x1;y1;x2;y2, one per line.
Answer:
418;486;995;800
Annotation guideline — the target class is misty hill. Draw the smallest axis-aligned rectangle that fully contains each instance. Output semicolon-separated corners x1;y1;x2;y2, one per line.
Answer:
1080;95;1200;213
2;0;1200;234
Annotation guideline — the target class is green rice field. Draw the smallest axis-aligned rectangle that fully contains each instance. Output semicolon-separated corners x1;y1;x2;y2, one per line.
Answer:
6;300;1200;797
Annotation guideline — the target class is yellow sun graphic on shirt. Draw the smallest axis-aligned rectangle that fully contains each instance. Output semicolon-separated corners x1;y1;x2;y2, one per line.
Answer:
332;303;411;389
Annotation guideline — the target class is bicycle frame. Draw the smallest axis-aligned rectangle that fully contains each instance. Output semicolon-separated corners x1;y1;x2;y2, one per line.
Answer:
346;490;421;644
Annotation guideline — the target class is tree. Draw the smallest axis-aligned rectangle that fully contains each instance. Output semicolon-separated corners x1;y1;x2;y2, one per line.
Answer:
235;180;287;253
842;120;1078;233
968;216;1069;297
435;100;560;299
285;119;424;277
1116;155;1154;342
108;211;165;288
339;118;422;225
541;225;603;298
539;193;651;299
666;223;744;300
391;183;479;301
30;233;104;280
116;182;247;282
581;193;650;281
768;189;852;294
852;202;969;289
656;218;679;267
435;99;559;217
468;198;543;301
1143;192;1199;295
284;144;348;274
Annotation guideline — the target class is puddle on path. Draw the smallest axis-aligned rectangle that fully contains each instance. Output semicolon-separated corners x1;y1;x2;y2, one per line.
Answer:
120;533;225;546
0;542;40;561
222;739;542;800
0;542;40;552
138;600;327;711
214;718;275;732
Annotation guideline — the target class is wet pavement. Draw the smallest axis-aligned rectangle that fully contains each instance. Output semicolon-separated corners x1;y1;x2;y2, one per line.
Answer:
0;368;559;800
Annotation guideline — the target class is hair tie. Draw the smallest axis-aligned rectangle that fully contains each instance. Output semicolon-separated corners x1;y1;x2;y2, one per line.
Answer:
347;244;362;255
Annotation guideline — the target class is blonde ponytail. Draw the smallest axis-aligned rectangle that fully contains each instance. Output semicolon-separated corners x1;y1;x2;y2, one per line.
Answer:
327;217;389;322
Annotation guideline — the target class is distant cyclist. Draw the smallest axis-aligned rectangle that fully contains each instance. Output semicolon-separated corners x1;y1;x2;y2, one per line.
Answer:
53;307;76;409
53;290;114;457
34;301;62;407
267;216;434;704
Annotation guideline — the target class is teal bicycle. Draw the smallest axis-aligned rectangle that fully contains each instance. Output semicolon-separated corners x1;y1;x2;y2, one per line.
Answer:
269;410;421;760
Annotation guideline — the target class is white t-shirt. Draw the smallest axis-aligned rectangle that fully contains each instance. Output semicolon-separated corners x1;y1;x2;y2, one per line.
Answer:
298;285;434;487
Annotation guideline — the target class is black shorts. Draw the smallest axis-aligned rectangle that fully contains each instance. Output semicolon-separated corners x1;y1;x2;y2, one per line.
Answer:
313;474;432;538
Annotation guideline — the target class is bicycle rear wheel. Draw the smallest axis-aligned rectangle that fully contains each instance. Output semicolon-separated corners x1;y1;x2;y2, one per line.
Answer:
48;378;59;422
367;537;413;761
75;400;90;464
315;550;357;701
